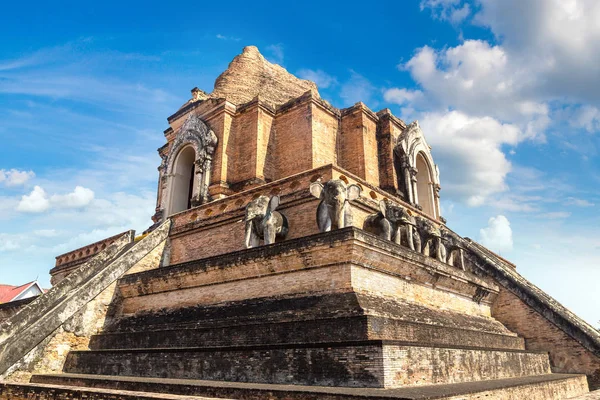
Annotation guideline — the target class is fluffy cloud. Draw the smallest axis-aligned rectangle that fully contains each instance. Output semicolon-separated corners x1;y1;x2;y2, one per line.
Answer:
479;215;513;253
0;169;35;186
473;0;600;104
0;233;22;252
417;1;600;112
50;186;94;208
17;186;50;213
297;69;337;89
418;111;523;205
383;88;424;106
16;186;94;213
421;0;471;24
397;41;549;134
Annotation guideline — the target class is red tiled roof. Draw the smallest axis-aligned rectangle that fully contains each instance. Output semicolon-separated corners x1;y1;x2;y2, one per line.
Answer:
0;281;35;303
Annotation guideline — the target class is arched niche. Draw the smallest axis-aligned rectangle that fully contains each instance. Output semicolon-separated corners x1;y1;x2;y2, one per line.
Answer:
415;152;436;218
393;120;442;220
168;146;196;215
154;114;218;222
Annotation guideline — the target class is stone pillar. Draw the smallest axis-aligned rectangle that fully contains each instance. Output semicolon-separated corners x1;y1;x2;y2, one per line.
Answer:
410;167;419;205
434;183;442;220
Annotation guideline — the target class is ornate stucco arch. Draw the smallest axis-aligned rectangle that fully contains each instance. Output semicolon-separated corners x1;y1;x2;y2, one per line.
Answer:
155;114;218;221
394;120;441;219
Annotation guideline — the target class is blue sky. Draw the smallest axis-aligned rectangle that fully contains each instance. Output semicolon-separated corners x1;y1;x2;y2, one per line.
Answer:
0;0;599;326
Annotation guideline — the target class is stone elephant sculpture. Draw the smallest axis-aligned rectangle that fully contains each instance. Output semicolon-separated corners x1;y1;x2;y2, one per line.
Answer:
441;228;465;270
363;199;420;250
309;179;362;232
244;195;289;248
417;218;446;263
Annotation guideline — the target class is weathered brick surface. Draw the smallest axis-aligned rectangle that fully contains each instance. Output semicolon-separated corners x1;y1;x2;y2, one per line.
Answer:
59;342;549;388
167;164;459;266
0;298;36;323
1;229;169;382
340;104;380;185
11;373;587;400
382;345;550;387
492;287;600;389
51;231;129;285
119;229;497;317
0;382;223;399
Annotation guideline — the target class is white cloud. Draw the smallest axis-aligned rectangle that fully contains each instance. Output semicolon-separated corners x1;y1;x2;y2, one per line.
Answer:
50;186;94;208
17;186;50;213
33;229;59;237
16;185;94;213
215;34;241;41
536;211;572;219
383;88;424;106
296;69;337;89
0;169;35;186
397;41;549;135
421;0;471;24
418;0;600;113
418;110;524;205
0;233;21;252
564;197;595;207
569;105;600;133
340;70;377;107
266;44;284;65
479;215;513;253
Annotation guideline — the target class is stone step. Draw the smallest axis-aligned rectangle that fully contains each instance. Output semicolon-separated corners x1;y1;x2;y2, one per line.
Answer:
28;372;590;399
100;292;524;351
0;381;230;399
90;316;525;351
61;341;551;388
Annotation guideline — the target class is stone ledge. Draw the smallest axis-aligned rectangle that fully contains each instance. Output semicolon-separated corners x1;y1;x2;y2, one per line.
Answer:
26;373;589;400
60;341;551;388
118;228;497;308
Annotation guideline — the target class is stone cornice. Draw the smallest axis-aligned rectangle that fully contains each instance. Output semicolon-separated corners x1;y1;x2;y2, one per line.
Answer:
341;102;379;124
377;108;407;130
276;90;341;118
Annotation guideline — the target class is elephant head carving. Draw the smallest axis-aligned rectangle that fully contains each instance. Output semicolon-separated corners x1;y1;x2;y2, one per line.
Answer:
441;228;465;270
244;195;289;248
309;179;361;232
363;199;419;250
417;218;446;262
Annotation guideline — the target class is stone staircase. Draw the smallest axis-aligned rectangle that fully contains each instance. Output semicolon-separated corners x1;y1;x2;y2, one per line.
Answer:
0;228;590;399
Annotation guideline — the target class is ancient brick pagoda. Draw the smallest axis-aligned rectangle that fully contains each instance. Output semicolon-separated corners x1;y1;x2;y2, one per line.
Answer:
1;46;599;400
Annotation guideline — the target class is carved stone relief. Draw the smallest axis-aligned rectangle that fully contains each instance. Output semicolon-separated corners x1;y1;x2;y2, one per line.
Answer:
155;114;218;221
394;121;442;219
244;195;289;248
310;179;361;232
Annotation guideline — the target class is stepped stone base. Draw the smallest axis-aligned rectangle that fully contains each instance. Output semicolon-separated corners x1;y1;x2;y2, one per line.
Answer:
62;341;550;388
14;373;588;400
93;292;524;351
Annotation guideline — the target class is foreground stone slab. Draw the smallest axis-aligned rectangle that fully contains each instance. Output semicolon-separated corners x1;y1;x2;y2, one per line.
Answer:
0;381;229;400
23;373;589;400
60;341;551;388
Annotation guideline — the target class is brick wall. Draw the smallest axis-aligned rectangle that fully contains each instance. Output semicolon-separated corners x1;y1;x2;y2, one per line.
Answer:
492;288;600;389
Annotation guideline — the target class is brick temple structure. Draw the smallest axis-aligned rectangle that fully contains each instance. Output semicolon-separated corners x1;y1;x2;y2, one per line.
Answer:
0;46;599;400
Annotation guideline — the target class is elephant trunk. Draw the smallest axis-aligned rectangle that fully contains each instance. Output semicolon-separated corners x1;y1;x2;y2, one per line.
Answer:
328;200;346;230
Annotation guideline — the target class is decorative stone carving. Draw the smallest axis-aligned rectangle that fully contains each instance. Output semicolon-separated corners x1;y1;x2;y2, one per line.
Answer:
416;218;446;263
155;114;218;220
394;121;442;219
244;195;289;248
363;199;419;250
441;228;466;270
309;179;361;232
